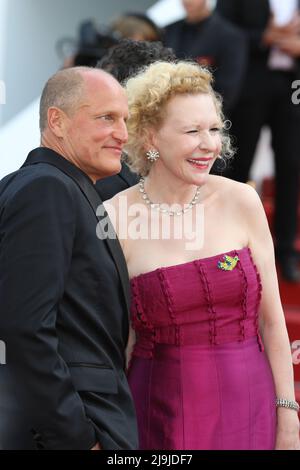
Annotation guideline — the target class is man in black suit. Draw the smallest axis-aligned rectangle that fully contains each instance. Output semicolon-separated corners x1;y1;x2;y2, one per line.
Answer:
164;0;247;114
216;0;300;282
0;67;138;449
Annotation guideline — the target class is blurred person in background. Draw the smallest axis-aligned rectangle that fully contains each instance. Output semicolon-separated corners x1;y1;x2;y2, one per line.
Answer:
96;39;176;201
57;20;119;68
110;12;163;42
97;38;175;84
59;14;162;70
216;0;300;283
164;0;248;115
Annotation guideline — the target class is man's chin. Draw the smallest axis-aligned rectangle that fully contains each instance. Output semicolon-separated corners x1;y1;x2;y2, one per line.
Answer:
96;162;122;180
109;161;122;176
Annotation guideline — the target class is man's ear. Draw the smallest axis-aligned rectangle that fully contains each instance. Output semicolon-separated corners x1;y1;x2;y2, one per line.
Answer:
47;107;68;138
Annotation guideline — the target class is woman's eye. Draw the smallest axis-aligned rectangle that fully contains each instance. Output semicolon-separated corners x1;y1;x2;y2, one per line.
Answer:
186;128;221;134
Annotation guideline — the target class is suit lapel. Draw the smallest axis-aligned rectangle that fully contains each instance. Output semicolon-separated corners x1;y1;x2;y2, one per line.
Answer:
22;147;131;316
118;161;139;187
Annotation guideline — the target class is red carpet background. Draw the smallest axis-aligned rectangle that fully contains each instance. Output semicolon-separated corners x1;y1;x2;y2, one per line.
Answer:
262;178;300;414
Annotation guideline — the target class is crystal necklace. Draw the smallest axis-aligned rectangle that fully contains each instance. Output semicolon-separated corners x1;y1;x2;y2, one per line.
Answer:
138;177;201;216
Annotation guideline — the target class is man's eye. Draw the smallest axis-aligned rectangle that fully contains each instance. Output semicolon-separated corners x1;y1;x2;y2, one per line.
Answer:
210;128;221;133
187;130;198;134
99;115;114;121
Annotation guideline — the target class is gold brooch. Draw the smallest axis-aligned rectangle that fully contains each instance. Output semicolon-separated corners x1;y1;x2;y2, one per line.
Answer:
217;255;239;271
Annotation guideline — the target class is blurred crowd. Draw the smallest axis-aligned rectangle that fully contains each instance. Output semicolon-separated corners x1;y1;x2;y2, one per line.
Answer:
58;0;300;282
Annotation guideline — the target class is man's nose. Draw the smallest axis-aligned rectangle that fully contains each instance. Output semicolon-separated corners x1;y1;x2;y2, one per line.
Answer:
114;119;128;143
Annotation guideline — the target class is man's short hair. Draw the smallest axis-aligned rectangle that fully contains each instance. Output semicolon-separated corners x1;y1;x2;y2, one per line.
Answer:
39;66;91;133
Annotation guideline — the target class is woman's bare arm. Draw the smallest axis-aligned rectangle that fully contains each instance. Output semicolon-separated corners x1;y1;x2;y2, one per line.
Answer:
240;184;299;449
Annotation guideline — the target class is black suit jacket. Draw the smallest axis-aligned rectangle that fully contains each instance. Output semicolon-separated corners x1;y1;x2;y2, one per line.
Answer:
95;161;139;201
0;147;138;450
216;0;300;96
164;12;247;112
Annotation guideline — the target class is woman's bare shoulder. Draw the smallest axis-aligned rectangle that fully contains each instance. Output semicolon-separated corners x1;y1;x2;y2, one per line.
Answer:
209;175;260;208
104;184;140;210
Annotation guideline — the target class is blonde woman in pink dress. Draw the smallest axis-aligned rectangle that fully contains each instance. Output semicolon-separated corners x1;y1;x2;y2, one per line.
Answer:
104;61;300;450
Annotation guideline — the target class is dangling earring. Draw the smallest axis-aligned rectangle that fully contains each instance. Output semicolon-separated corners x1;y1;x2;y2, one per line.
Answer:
146;149;160;162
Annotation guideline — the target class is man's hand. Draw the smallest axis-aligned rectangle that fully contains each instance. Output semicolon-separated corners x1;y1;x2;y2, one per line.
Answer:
277;36;300;57
262;13;300;48
90;442;102;450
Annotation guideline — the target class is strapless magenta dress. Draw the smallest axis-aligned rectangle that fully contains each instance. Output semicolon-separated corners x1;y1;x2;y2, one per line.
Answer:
127;247;276;450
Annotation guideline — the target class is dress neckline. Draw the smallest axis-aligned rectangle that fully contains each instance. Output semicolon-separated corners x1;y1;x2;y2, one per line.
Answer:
130;246;250;282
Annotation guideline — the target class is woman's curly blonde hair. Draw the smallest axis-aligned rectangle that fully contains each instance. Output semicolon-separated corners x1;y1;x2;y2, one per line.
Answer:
124;61;234;176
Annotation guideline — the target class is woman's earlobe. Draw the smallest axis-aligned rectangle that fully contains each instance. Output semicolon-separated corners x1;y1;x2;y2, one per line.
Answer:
146;149;160;162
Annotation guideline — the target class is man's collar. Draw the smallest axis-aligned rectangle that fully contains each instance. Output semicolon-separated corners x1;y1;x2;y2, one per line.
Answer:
22;147;94;185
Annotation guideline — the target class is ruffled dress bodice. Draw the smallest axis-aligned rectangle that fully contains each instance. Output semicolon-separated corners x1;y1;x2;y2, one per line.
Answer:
130;247;263;357
127;247;276;450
